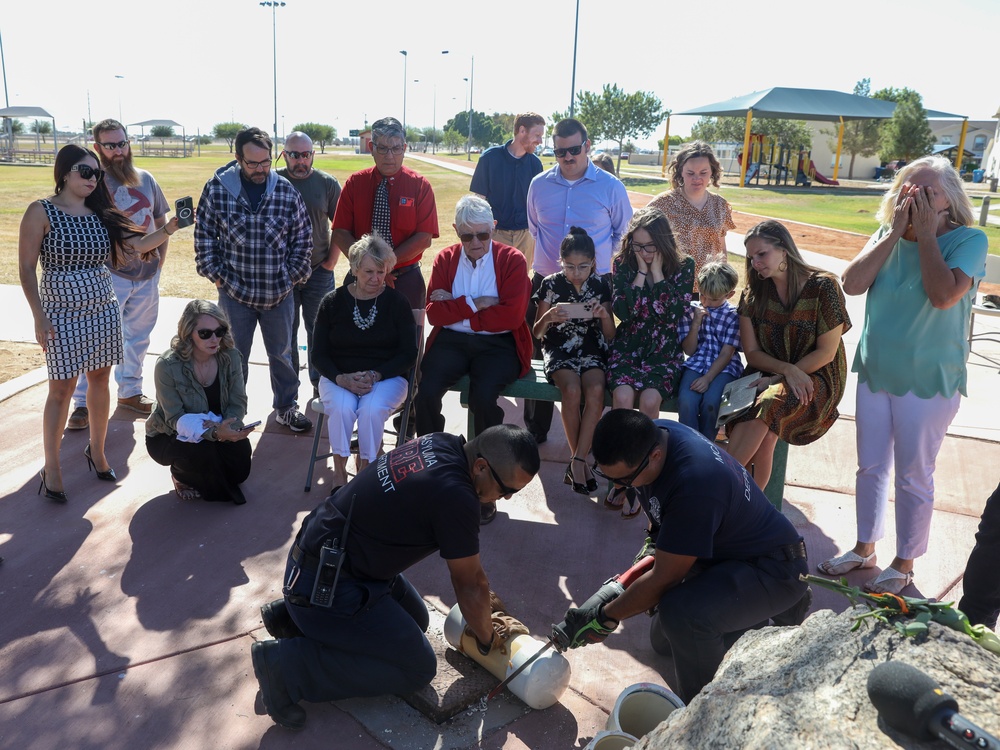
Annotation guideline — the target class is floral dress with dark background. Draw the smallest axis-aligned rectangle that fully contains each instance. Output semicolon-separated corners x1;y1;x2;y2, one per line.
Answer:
607;255;695;399
534;272;612;381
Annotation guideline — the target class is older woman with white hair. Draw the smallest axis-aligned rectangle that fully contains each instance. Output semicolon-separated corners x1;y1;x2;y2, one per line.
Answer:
312;234;418;487
819;156;988;594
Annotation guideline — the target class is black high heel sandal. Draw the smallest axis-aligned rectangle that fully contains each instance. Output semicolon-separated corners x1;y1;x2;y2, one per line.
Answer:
563;458;590;496
574;457;598;493
38;469;68;503
85;444;117;482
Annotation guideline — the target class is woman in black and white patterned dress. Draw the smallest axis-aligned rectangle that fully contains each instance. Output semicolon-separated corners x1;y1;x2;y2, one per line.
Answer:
18;144;183;502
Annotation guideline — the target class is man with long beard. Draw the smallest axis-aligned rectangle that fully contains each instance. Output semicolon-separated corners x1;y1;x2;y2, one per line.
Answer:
67;119;169;429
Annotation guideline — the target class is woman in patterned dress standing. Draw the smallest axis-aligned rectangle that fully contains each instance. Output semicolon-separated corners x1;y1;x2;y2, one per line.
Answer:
726;220;851;491
648;141;735;287
18;144;182;502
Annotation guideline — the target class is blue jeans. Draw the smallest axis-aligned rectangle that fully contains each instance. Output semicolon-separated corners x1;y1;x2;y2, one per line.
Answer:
677;368;736;442
218;289;299;411
292;266;335;388
74;271;160;407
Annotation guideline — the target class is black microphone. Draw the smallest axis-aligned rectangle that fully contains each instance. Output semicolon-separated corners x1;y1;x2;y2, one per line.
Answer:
867;661;999;749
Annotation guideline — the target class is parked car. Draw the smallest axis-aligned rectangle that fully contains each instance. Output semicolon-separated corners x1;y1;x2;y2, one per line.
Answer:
541;147;554;157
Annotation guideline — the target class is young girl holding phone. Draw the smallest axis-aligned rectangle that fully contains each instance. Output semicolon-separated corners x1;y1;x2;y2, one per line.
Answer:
533;227;615;495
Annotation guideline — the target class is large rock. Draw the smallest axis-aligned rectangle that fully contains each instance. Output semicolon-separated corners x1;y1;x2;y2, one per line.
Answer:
633;608;1000;750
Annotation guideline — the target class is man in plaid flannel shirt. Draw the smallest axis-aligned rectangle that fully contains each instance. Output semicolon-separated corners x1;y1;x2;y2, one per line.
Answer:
195;127;314;432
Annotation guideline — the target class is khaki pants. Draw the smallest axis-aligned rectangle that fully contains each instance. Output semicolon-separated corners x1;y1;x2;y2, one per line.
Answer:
494;228;535;272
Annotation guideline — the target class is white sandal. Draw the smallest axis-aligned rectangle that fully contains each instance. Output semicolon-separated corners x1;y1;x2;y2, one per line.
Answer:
864;567;914;595
817;549;876;576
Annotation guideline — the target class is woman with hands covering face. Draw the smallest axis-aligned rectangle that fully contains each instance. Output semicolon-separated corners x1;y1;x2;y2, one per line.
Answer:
818;156;987;596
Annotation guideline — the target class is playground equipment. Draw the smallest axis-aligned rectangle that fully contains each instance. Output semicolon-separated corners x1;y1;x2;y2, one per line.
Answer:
736;134;839;187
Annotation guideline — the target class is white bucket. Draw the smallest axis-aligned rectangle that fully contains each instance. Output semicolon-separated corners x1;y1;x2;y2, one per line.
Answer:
606;682;685;739
584;729;640;750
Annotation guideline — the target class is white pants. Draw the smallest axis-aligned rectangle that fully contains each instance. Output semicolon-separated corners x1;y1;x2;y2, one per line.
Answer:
855;381;961;560
318;375;408;461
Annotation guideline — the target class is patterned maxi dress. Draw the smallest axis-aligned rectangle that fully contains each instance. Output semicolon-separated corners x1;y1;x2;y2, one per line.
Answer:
607;255;695;399
727;273;851;445
38;199;123;380
534;272;612;380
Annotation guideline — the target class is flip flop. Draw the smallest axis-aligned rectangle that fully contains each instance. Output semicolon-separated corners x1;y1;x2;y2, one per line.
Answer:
817;549;877;576
621;490;643;520
864;567;913;595
604;485;626;510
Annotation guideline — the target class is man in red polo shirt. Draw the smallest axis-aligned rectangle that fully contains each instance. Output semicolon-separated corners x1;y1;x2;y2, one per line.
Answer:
332;116;439;309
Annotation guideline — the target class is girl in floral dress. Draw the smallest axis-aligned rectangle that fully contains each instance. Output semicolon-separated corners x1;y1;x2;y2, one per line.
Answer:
533;227;615;496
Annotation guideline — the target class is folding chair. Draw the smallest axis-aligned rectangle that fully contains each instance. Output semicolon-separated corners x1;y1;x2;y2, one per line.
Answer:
968;254;1000;349
304;309;425;491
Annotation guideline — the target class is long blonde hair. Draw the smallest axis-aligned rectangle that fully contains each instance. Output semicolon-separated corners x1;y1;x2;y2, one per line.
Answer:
171;299;236;361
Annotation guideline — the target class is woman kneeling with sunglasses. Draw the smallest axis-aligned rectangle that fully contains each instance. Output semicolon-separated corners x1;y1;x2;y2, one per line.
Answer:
146;300;255;504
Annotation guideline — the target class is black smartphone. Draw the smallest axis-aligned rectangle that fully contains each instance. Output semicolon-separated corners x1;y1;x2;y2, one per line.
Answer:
243;420;262;430
175;196;194;228
691;292;700;302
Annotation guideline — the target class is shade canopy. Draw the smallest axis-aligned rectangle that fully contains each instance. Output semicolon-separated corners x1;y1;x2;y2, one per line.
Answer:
677;87;964;122
0;106;55;119
129;119;183;128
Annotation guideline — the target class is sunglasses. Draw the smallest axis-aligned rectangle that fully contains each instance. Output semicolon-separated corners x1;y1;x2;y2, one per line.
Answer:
459;232;492;243
284;150;312;159
478;453;519;496
71;164;105;181
196;326;229;340
96;140;129;151
592;443;656;489
553;144;584;158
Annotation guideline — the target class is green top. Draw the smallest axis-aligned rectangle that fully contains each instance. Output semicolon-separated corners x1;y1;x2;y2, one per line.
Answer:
853;225;988;398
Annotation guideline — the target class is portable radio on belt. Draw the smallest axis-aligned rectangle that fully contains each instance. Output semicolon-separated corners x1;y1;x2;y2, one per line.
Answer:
310;493;357;607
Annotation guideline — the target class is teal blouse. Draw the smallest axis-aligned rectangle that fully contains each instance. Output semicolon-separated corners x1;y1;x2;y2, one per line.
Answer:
853;225;988;398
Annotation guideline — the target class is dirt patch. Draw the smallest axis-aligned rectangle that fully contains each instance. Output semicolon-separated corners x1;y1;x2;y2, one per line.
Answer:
0;341;45;386
730;211;867;262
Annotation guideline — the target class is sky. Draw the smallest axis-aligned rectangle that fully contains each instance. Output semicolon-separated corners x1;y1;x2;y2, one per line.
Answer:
1;0;996;147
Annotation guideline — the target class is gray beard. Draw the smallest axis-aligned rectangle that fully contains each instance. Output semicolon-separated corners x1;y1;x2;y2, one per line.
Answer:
104;154;140;187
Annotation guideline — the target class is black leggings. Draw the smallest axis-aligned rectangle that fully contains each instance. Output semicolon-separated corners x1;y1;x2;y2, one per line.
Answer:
146;433;252;504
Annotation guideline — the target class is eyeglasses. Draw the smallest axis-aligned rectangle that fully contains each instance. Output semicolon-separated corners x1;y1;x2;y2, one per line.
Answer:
374;144;405;155
196;326;229;340
96;140;129;151
459;232;492;243
553;144;584;158
242;158;272;170
70;164;105;181
630;242;657;253
591;443;656;489
284;150;312;159
561;261;593;273
477;453;519;496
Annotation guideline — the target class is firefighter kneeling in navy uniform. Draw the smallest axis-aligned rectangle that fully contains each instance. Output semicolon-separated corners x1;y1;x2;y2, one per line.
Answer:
252;424;539;729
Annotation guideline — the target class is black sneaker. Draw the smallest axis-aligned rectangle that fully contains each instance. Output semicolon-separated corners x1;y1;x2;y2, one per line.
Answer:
276;407;312;433
261;599;303;639
251;640;306;730
480;502;497;525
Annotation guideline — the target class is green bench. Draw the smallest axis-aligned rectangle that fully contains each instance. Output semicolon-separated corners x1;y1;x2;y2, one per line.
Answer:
451;360;788;510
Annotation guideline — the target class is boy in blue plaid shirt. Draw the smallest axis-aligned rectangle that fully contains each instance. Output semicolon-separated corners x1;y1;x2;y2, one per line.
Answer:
677;261;743;441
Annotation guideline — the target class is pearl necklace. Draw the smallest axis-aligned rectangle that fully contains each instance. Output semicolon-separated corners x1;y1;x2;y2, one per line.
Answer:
352;286;380;330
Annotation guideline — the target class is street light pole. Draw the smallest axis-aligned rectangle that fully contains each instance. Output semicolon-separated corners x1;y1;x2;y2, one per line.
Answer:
570;0;580;117
114;75;125;123
466;56;474;162
399;50;408;133
260;1;286;143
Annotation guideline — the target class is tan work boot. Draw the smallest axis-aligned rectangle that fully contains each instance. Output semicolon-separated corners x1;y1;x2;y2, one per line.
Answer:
118;394;155;414
66;406;89;430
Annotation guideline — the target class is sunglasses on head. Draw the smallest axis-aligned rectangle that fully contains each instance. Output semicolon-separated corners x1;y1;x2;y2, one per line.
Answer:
284;150;312;159
477;453;518;496
196;326;228;340
553;145;584;158
459;231;492;243
71;164;105;181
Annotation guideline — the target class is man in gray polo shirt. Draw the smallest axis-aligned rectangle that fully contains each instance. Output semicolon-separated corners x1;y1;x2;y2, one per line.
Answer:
67;118;169;429
277;131;342;397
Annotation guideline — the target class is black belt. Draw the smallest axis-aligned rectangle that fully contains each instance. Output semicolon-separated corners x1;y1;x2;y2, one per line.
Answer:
391;264;419;278
291;543;320;571
766;539;807;562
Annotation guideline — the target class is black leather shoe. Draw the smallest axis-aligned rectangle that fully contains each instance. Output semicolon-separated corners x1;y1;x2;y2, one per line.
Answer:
480;502;497;525
251;640;306;730
261;599;303;639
